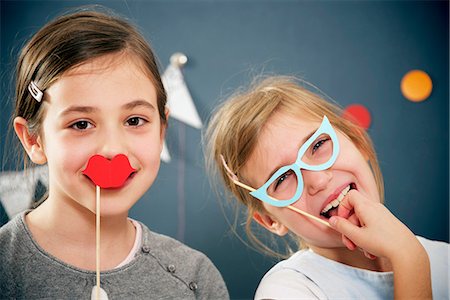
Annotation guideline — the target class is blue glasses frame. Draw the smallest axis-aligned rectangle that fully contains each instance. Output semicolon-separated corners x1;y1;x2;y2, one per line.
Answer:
249;115;340;207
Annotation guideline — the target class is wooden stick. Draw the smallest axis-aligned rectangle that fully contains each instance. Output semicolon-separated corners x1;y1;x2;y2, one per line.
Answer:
233;180;256;193
233;179;330;228
286;205;331;227
96;185;100;300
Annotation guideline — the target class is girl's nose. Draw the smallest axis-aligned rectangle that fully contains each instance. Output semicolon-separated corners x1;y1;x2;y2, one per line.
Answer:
301;169;332;196
98;126;127;160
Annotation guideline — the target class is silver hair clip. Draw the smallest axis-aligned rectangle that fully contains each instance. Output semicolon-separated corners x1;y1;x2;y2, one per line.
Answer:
28;81;43;102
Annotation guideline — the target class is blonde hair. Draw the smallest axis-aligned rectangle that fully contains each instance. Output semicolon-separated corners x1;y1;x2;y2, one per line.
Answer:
205;76;384;258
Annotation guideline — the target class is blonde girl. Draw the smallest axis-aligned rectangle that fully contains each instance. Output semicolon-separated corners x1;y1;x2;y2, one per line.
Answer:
205;76;448;299
0;8;228;299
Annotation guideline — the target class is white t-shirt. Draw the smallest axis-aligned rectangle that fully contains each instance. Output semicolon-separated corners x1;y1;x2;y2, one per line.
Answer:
115;219;142;268
255;236;448;299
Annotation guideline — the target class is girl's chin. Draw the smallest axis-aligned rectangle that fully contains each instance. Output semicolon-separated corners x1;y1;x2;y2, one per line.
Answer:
82;201;132;218
92;209;130;218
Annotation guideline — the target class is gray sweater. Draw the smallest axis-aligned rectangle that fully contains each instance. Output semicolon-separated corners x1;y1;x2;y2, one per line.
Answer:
0;212;229;299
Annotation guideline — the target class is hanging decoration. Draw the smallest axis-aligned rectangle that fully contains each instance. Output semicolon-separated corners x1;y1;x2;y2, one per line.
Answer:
160;52;203;162
0;165;48;222
401;70;433;102
343;104;372;130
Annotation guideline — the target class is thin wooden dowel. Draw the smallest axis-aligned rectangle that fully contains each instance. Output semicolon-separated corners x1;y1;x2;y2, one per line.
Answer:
234;180;256;193
286;205;331;227
96;185;100;300
233;179;330;228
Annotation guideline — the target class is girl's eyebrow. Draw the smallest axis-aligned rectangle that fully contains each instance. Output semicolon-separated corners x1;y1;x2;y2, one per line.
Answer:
122;99;156;111
263;128;316;183
60;106;98;117
59;100;155;117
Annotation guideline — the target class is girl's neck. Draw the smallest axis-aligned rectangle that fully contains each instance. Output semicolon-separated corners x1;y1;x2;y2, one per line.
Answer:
309;245;393;272
25;195;136;271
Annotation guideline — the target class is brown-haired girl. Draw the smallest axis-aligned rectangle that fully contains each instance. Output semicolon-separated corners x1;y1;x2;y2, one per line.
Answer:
0;7;228;299
205;76;448;299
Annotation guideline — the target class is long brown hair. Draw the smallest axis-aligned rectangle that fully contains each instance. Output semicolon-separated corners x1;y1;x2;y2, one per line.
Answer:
13;7;167;169
205;76;384;258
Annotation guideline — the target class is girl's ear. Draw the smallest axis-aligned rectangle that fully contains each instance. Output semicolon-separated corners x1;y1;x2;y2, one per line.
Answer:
160;108;169;142
13;117;47;165
253;211;289;236
159;108;170;154
164;107;170;121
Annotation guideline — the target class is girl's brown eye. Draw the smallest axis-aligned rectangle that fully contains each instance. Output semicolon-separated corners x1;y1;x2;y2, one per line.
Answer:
127;117;140;126
71;120;92;130
76;121;88;129
126;117;147;127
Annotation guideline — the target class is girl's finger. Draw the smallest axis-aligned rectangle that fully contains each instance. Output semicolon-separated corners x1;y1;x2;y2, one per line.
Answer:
347;213;361;227
342;234;357;250
337;190;359;218
329;216;362;242
364;250;377;260
337;199;352;218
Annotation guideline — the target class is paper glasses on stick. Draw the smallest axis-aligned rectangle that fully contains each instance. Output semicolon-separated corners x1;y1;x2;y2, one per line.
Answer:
221;116;340;228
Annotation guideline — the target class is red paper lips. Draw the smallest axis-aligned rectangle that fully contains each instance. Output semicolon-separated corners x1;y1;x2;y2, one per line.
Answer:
82;154;136;188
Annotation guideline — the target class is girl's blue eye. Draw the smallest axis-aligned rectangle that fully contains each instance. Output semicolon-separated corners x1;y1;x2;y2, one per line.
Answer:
126;117;147;127
274;170;293;189
71;120;93;130
312;138;330;153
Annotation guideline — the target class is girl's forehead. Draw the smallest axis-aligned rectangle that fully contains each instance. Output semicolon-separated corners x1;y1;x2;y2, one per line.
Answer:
64;52;146;77
241;112;322;185
263;111;321;136
44;53;157;110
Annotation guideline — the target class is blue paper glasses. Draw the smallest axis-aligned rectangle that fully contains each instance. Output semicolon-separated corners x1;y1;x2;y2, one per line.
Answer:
222;115;340;208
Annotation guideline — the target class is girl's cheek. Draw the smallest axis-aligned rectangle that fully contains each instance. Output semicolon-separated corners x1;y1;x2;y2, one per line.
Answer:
57;141;95;169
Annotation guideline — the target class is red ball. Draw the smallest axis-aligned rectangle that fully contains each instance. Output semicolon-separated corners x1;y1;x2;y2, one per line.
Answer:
343;104;372;130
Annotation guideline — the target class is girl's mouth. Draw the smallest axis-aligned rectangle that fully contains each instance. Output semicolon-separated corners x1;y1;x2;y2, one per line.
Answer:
107;170;137;190
82;154;136;188
84;170;137;190
320;183;356;219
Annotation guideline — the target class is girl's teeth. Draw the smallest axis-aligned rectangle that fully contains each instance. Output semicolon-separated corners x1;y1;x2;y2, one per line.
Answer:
331;199;340;207
321;185;351;214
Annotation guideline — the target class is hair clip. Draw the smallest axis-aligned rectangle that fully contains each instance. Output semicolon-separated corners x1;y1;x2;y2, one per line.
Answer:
28;81;43;102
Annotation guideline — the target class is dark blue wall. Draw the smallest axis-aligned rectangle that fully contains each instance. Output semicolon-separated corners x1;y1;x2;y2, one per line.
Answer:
1;1;448;299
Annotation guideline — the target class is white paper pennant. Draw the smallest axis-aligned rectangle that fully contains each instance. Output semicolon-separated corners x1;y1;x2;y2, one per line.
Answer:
162;64;202;129
0;165;48;219
160;54;202;163
160;141;171;163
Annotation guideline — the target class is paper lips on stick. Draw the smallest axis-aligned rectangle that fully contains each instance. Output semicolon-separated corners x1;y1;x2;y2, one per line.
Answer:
82;154;136;188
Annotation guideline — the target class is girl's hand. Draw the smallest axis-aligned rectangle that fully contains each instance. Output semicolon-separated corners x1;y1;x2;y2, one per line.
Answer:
329;190;432;299
329;190;418;259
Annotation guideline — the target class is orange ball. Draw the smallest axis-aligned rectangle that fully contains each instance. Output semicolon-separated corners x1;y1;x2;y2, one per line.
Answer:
401;70;433;102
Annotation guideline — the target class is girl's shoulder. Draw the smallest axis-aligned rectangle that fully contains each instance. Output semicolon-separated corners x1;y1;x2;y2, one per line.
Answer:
417;235;449;252
255;249;325;299
0;211;28;251
262;248;317;275
416;235;449;275
416;235;449;300
139;222;210;263
0;211;32;280
136;222;229;298
255;248;396;300
138;221;226;274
